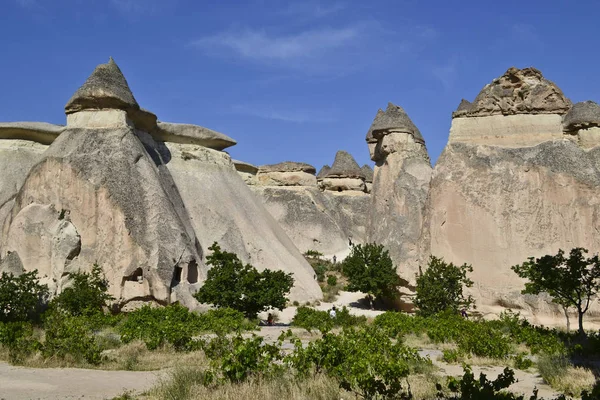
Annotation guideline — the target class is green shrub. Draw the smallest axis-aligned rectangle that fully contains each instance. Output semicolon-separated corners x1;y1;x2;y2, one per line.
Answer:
194;243;294;318
0;270;48;323
291;306;366;333
304;250;324;258
326;274;337;286
415;256;474;317
51;264;114;318
118;304;254;351
42;309;102;364
313;264;327;282
202;334;284;383
442;349;462;363
342;243;402;306
512;352;533;370
0;321;41;364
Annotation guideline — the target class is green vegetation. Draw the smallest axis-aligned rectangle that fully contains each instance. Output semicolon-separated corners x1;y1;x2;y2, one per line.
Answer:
0;270;48;323
194;242;294;318
512;247;600;335
291;305;366;332
414;256;474;317
342;243;403;306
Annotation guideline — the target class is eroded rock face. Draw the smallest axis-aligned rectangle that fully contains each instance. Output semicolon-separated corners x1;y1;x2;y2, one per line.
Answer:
233;159;259;185
163;144;322;302
426;67;600;325
155;122;237;150
1;116;203;308
366;103;432;281
257;162;317;187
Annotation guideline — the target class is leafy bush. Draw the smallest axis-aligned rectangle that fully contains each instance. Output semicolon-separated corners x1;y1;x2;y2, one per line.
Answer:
291;306;366;332
51;264;114;317
512;352;533;370
0;270;48;323
0;321;41;364
303;250;324;258
326;274;337;286
194;243;294;318
202;334;284;383
286;325;429;399
118;304;254;351
442;349;462;363
42;309;102;364
342;243;402;306
414;256;474;317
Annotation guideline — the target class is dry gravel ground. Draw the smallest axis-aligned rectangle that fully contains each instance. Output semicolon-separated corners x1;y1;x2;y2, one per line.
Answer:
0;362;161;400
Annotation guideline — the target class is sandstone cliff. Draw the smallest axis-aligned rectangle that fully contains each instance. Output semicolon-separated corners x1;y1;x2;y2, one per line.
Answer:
426;67;600;323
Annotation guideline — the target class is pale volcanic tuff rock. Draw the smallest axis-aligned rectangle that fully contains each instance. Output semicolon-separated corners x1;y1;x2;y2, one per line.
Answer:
366;103;432;282
361;164;374;193
0;58;323;307
563;101;600;149
256;161;318;187
426;67;600;324
233;159;259;185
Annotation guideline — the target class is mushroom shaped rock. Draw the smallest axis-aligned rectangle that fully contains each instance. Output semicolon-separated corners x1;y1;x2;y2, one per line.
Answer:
2;60;205;309
155;122;236;151
563;101;600;149
256;161;317;187
316;165;331;180
233;159;259;185
360;164;374;183
370;103;424;144
321;151;365;192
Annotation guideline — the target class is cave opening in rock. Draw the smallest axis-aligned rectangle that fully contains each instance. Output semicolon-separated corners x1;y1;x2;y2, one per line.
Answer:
187;260;198;284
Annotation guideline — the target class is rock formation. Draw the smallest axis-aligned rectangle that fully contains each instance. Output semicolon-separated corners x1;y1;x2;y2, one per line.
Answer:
426;67;600;322
361;164;374;193
366;103;432;282
321;151;366;192
0;58;322;308
248;152;370;258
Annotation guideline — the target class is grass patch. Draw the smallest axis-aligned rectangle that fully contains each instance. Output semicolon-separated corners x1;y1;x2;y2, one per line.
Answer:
537;353;596;396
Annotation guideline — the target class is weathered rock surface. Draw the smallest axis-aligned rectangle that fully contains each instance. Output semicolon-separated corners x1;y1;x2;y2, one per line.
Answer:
426;67;600;324
316;165;331;179
361;164;374;193
233;159;259;185
163;144;322;302
257;162;317;187
155;122;236;150
0;122;64;145
0;118;204;307
452;67;571;118
367;104;432;281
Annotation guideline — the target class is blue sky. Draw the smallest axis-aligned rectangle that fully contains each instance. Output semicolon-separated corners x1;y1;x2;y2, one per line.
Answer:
1;0;599;169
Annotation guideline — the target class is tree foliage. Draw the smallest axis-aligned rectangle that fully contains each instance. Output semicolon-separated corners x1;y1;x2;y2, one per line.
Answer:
194;243;294;318
342;243;402;304
51;264;114;317
0;270;49;323
414;256;474;317
512;248;600;335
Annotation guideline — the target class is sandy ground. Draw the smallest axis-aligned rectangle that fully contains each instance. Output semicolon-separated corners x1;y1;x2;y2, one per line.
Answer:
0;362;161;400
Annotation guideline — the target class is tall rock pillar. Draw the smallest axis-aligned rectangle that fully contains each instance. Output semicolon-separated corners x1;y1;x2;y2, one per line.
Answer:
367;103;432;283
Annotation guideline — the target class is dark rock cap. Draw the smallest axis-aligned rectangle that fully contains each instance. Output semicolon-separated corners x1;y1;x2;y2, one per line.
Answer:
453;67;572;118
563;101;600;132
156;121;236;150
317;165;331;179
326;151;365;179
367;103;424;144
0;122;65;145
259;161;316;174
360;164;374;182
365;109;384;143
65;57;139;114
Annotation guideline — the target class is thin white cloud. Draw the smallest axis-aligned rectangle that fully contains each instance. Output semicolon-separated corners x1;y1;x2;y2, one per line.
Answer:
193;26;360;62
232;104;336;123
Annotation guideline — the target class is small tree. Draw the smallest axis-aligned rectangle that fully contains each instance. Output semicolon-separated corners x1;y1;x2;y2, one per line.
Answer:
0;270;48;323
342;243;402;307
194;243;294;318
52;264;114;317
414;256;474;317
512;248;600;336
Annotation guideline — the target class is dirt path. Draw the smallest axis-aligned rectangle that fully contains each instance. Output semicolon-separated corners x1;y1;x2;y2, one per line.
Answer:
0;362;161;400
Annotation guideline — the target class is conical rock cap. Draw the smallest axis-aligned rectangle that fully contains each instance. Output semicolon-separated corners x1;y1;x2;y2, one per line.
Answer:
368;103;424;144
65;57;139;114
326;150;364;179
